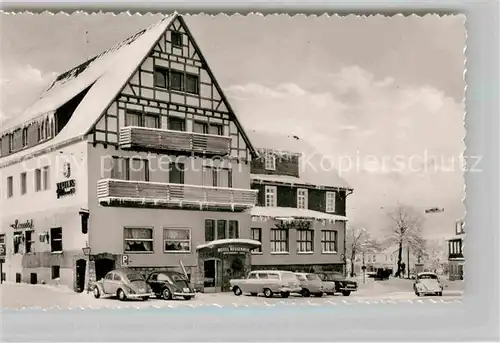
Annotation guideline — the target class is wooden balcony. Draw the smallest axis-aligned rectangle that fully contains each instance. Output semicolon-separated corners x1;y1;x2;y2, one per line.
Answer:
119;126;231;156
97;179;258;211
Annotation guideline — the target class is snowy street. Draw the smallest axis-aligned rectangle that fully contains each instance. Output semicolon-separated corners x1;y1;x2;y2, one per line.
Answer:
0;278;463;310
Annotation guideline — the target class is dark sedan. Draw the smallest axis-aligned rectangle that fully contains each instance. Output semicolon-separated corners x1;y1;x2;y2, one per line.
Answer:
147;271;196;300
318;272;358;296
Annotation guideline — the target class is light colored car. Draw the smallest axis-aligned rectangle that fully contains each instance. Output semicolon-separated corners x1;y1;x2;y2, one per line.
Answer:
413;272;443;296
295;273;325;297
230;270;302;298
93;269;155;301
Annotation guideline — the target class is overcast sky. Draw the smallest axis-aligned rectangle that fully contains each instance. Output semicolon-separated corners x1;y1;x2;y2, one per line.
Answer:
0;13;467;239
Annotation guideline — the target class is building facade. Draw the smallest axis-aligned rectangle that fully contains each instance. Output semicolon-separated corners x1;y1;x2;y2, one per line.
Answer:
448;219;465;281
0;14;261;292
245;131;353;274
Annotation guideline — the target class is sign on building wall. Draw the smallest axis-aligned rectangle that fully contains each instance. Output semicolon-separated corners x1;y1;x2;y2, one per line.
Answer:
10;219;34;230
56;162;76;199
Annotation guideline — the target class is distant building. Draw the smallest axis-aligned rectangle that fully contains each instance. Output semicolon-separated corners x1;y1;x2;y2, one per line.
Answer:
447;219;465;281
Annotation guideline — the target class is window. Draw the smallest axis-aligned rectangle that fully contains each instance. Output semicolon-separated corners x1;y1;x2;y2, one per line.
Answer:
105;273;113;280
203;166;232;188
129;158;149;182
248;272;258;279
25;230;34;254
321;230;337;253
326;192;337;213
144;114;159;129
171;31;183;47
8;134;13;152
0;234;4;245
20;172;27;195
111;157;128;180
50;227;63;253
154;67;168;88
51;266;60;279
228;220;239;239
124;227;153;253
13;232;22;254
22;127;28;147
270;229;288;253
170;70;184;91
297;188;308;209
125;111;142;126
34;168;42;192
7;176;13;198
373;255;377;263
251;228;262;253
193;122;223;136
205;219;215;242
163;228;191;252
167;116;186;131
169;162;185;184
185;74;199;94
265;186;277;207
42;166;50;190
264;152;276;170
113;274;121;281
297;230;314;253
40;121;45;140
217;220;227;240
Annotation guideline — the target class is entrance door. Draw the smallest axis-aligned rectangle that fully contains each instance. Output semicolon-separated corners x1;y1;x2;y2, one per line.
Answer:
203;259;220;293
75;259;86;293
95;258;115;281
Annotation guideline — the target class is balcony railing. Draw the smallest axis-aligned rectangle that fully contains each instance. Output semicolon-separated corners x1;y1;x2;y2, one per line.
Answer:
97;178;258;211
119;126;231;156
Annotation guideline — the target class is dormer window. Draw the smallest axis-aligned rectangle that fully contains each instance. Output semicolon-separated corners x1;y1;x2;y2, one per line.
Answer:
264;152;276;171
297;188;308;209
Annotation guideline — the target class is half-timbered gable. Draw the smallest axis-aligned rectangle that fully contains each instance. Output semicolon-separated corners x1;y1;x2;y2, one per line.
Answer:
90;16;254;161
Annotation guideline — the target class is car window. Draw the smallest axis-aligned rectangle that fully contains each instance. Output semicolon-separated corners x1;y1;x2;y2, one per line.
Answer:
306;274;321;281
126;272;145;282
113;274;121;281
281;272;298;281
157;273;169;282
296;274;307;281
257;273;268;279
248;273;258;279
149;274;157;281
105;273;114;280
267;273;280;280
419;274;438;280
171;274;187;282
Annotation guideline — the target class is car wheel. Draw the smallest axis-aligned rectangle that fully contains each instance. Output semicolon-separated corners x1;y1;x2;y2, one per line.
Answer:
117;289;127;301
438;292;443;296
142;296;149;301
93;286;101;299
156;294;162;299
314;292;323;298
326;292;334;296
281;292;290;298
301;289;311;298
183;296;192;300
263;288;273;298
341;291;351;296
232;286;242;296
162;287;173;300
250;293;258;296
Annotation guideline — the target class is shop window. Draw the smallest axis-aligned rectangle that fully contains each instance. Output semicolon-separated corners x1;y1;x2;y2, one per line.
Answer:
25;230;34;254
163;228;191;253
124;227;153;253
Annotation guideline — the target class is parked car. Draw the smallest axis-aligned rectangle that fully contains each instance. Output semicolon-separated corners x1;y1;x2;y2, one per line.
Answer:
295;273;324;297
318;271;358;296
92;269;154;301
147;271;196;300
413;272;443;296
229;270;302;298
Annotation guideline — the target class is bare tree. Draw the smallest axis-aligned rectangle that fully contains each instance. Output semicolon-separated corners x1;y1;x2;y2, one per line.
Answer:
384;205;426;278
346;225;380;277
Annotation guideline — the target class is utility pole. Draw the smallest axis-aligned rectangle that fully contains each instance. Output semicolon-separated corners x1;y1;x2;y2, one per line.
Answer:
362;251;366;284
407;246;410;279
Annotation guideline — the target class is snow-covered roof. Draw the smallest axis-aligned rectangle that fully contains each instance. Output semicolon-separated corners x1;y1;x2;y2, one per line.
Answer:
0;15;176;165
247;130;352;191
196;238;261;251
249;206;348;222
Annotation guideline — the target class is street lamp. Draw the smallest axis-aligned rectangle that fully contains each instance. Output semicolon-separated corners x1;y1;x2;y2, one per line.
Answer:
82;246;91;256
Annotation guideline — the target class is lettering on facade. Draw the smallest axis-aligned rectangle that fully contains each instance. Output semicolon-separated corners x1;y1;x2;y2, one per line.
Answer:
10;219;34;230
217;246;250;253
276;220;311;231
63;162;71;178
56;179;76;199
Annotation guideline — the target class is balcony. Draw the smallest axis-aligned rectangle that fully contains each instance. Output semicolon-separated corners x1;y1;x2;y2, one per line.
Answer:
119;126;231;156
97;179;258;211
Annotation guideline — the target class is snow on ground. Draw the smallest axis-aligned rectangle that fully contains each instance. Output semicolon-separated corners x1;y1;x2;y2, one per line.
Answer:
0;278;463;310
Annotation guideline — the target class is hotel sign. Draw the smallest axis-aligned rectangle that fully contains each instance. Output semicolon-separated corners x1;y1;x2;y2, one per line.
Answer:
217;246;250;253
56;179;76;199
10;219;34;230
